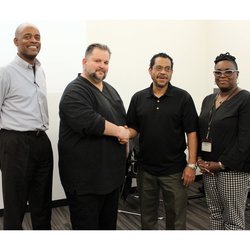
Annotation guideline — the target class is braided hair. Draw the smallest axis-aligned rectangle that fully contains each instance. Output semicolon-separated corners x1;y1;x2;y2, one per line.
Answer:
214;52;238;70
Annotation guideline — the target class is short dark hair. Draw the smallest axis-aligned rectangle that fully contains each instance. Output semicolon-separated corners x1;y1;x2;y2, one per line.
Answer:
85;43;111;57
149;53;174;69
214;52;238;70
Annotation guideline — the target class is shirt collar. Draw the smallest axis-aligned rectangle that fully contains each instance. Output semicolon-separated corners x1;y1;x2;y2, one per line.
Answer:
147;82;174;98
14;54;41;70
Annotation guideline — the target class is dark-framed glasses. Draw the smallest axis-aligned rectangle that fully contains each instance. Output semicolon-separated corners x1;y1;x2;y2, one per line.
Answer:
213;69;238;77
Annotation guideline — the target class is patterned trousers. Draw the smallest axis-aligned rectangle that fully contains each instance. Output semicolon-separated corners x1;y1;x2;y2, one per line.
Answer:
203;171;250;230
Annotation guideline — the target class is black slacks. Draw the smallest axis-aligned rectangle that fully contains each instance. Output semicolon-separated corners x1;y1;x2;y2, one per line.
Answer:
0;130;53;230
65;188;120;230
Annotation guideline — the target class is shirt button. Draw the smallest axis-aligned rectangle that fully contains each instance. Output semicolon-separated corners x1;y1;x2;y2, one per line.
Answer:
157;100;160;103
156;107;159;110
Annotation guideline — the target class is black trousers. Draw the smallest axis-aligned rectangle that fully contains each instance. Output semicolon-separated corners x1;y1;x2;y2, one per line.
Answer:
0;130;53;230
65;188;120;230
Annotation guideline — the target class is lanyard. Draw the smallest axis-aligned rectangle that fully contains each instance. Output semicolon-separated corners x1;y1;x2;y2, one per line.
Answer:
205;87;239;140
205;104;216;140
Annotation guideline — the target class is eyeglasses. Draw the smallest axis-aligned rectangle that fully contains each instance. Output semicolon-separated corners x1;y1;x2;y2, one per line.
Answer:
213;69;238;77
153;65;172;72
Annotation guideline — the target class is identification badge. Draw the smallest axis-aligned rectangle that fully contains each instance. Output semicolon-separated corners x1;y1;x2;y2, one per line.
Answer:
201;139;212;152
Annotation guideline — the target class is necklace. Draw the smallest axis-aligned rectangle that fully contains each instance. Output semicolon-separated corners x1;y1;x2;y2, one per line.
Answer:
217;96;227;105
215;87;239;108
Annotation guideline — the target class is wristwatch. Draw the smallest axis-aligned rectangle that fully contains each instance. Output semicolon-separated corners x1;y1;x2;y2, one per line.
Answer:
187;163;197;170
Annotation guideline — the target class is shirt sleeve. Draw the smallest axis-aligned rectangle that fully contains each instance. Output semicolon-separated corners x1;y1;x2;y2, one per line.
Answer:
126;93;140;132
0;68;10;114
182;93;199;133
59;83;105;136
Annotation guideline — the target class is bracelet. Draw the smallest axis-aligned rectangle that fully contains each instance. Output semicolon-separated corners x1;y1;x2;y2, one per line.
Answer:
187;163;197;170
218;161;225;170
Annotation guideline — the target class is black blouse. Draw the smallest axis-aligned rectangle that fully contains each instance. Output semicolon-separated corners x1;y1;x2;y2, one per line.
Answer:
199;89;250;172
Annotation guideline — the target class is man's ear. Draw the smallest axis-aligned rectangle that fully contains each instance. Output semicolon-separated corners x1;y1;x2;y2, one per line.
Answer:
82;58;87;65
13;37;18;47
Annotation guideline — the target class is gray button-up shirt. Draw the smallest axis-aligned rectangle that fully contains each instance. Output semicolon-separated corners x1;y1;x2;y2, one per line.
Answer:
0;55;49;131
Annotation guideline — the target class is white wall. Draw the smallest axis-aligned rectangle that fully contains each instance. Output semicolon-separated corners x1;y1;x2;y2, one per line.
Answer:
1;20;250;209
206;20;250;92
85;20;210;111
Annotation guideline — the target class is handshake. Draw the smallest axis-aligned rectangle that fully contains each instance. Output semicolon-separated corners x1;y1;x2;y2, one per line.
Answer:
117;126;130;144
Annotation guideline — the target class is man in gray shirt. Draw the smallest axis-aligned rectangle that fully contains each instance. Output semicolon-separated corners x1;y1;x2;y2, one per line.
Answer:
0;23;53;229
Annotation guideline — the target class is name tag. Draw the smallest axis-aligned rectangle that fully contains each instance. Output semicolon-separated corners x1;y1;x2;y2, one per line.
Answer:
201;140;212;152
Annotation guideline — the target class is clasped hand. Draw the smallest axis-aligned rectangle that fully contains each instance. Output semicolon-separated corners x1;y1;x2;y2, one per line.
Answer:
196;159;221;175
117;126;130;144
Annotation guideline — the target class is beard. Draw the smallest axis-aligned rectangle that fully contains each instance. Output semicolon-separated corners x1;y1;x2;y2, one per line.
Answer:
154;80;168;89
89;71;106;83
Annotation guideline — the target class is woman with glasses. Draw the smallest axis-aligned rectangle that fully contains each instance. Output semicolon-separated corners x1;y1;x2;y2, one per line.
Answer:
197;52;250;230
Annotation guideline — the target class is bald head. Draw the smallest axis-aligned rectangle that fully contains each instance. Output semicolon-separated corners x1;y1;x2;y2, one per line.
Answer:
14;23;41;64
15;23;39;38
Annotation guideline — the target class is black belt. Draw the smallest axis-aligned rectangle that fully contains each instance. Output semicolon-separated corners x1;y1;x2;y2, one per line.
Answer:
0;129;46;137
